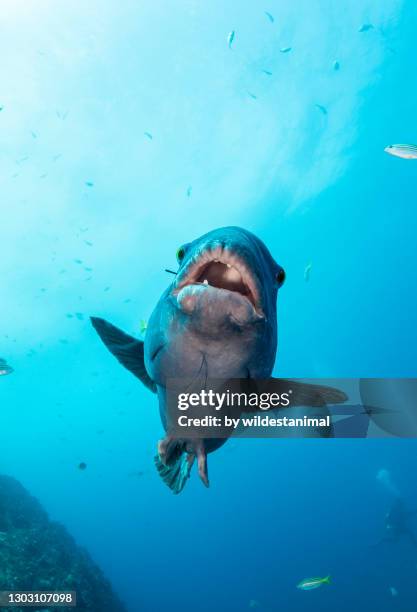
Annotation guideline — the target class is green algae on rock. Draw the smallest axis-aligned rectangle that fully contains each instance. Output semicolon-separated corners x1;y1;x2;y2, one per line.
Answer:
0;475;127;612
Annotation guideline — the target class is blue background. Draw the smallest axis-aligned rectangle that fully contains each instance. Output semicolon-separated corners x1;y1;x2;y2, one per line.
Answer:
1;1;417;610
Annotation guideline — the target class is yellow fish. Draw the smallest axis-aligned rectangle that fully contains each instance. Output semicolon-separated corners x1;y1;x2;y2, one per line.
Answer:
297;575;331;590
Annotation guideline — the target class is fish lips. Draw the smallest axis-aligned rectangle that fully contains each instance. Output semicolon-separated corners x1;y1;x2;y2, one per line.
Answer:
173;283;265;327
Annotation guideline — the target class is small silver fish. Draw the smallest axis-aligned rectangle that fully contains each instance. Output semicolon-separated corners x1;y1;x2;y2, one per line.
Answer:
280;46;292;53
333;61;340;71
227;31;235;49
297;575;331;590
0;359;13;377
389;586;398;597
359;23;374;32
265;12;274;23
315;104;327;115
262;70;273;76
304;263;312;282
144;131;153;140
384;144;417;160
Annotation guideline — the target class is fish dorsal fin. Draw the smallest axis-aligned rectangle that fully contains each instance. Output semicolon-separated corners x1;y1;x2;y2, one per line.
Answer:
90;317;156;393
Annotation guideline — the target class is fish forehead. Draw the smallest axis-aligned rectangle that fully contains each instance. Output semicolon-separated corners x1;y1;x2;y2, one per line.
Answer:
183;226;280;271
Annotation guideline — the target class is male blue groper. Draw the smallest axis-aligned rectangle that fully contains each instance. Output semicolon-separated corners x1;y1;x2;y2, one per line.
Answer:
91;227;345;493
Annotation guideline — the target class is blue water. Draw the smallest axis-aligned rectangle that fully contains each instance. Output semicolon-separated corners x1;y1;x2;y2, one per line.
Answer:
1;1;417;610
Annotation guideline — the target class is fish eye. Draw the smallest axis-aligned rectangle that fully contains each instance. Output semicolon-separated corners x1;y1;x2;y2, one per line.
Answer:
176;247;186;263
275;268;286;286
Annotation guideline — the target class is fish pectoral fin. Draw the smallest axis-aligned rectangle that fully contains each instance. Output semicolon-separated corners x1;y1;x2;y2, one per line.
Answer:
272;379;347;407
90;317;156;393
154;450;194;495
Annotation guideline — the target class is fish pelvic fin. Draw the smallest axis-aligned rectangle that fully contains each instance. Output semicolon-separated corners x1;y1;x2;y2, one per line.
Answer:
154;450;194;495
90;317;156;393
154;437;210;493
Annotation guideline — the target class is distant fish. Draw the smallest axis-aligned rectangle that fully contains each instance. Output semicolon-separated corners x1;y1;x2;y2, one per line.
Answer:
248;92;257;100
297;576;331;591
315;104;327;115
227;30;235;49
0;359;13;377
0;106;3;112
262;69;273;76
85;181;94;187
139;319;148;335
264;11;274;23
186;185;192;197
333;61;340;71
304;262;312;282
84;240;93;246
280;46;292;53
359;23;374;32
389;587;398;597
78;462;87;470
128;470;145;478
384;144;417;160
144;131;153;140
376;468;400;496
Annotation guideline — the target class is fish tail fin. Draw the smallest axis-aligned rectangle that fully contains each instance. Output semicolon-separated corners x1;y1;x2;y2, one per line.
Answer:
323;575;331;585
154;451;194;495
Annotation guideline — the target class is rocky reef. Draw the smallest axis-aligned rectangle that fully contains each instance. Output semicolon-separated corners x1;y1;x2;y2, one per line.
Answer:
0;475;127;611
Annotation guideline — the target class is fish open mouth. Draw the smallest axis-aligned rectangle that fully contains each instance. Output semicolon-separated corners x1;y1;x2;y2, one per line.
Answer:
173;248;262;314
